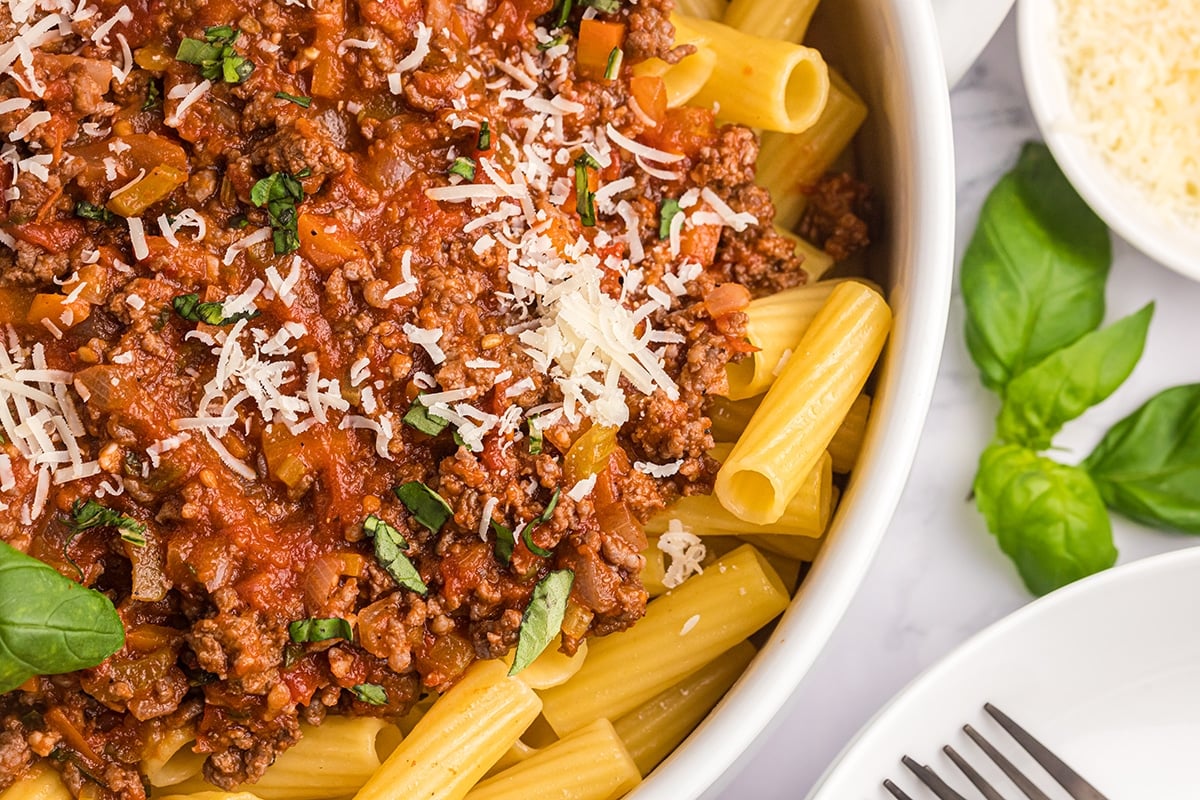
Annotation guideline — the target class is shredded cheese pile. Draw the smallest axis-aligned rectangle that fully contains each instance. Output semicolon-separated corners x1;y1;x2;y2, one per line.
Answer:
1057;0;1200;224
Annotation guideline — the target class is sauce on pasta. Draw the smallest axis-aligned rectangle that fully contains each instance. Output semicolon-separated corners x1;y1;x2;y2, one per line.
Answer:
0;0;873;797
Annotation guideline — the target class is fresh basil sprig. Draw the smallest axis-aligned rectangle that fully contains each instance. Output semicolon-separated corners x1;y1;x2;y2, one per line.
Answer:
176;25;255;84
288;617;352;643
509;569;574;676
1083;384;1200;533
172;293;260;326
973;444;1116;596
363;515;427;594
250;170;307;255
394;482;453;534
0;541;125;692
995;304;1153;450
961;142;1111;392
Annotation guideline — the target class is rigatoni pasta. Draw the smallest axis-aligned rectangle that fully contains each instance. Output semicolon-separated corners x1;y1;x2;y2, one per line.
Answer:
723;0;821;43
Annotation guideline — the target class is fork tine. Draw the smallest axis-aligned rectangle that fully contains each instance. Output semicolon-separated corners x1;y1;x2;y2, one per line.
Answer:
964;725;1053;800
883;779;917;800
901;755;971;800
984;704;1110;800
944;745;1007;800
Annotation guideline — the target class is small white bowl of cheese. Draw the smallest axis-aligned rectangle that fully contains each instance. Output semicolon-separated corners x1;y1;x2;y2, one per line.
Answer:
1018;0;1200;281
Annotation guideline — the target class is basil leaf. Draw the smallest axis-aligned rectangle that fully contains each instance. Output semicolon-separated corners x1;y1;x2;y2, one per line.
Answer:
0;541;125;693
74;201;114;223
575;155;596;227
973;443;1116;596
478;121;491;151
68;500;146;540
363;515;428;594
521;489;560;558
394;482;453;534
555;0;575;28
491;519;515;565
403;402;450;436
351;683;388;705
659;198;681;239
448;157;476;181
603;46;623;80
172;293;259;326
996;304;1154;449
528;417;543;455
583;0;621;10
509;569;574;676
288;617;352;643
176;26;254;85
961;142;1111;391
250;171;306;255
1083;384;1200;533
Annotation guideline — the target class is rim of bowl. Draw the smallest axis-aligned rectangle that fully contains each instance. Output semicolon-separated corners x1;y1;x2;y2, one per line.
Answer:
626;3;957;797
1018;0;1200;281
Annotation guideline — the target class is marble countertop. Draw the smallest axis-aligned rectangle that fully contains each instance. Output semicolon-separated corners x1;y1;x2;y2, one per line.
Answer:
717;12;1200;798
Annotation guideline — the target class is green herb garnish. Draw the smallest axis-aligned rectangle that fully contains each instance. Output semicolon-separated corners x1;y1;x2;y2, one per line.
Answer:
0;541;125;692
175;25;255;84
528;418;543;455
403;401;450;436
142;78;161;111
172;293;260;326
538;34;568;51
509;570;574;676
228;214;250;229
274;91;312;108
250;170;306;255
521;489;560;557
394;482;453;534
963;142;1200;596
351;683;388;705
583;0;621;11
449;157;476;181
74;201;114;224
491;519;515;565
555;0;575;28
288;617;353;643
574;155;597;227
68;500;146;545
478;121;491;151
659;198;681;239
603;46;623;80
363;514;427;594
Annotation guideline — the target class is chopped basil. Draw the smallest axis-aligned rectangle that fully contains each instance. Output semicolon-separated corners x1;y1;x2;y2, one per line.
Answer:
528;417;543;455
288;617;352;643
175;25;254;84
522;489;560;558
250;170;306;255
574;155;597;227
491;519;515;564
448;157;476;181
555;0;575;28
274;91;312;108
228;213;250;229
142;78;161;111
478;121;491;151
659;198;682;239
363;514;428;594
538;34;568;51
603;46;623;80
394;482;453;534
68;500;146;544
282;642;304;668
74;201;114;224
583;0;621;11
509;570;574;676
403;401;450;436
172;293;260;326
351;683;388;705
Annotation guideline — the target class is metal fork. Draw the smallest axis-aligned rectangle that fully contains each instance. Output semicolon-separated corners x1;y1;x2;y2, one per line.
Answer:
883;703;1110;800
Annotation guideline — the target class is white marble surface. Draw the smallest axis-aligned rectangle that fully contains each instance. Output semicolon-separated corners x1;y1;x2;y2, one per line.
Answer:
718;12;1200;798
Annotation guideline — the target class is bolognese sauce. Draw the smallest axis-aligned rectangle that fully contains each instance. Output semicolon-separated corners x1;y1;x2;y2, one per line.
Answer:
0;0;852;796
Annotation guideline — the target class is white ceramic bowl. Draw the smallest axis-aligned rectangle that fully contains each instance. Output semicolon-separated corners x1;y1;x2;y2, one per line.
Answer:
1019;0;1200;281
629;2;957;797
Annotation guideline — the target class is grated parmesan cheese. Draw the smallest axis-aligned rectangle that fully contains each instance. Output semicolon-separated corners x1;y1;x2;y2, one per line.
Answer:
659;520;707;589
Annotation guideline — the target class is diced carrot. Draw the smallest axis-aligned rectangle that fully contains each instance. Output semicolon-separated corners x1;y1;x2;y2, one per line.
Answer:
0;287;34;326
106;164;188;217
630;75;667;126
44;707;104;766
27;293;91;329
297;212;366;271
577;19;626;80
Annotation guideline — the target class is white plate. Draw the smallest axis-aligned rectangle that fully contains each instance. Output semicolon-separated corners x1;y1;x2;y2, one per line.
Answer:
808;546;1200;798
933;0;1015;85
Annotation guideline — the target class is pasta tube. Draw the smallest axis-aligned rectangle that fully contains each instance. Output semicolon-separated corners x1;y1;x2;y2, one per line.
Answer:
156;794;266;800
513;640;588;690
708;394;762;442
715;281;890;525
0;765;72;800
671;0;727;20
726;281;844;400
776;226;836;281
466;719;640;800
613;640;757;776
537;545;788;736
352;659;541;800
142;724;202;788
723;0;819;43
742;532;822;563
167;717;392;800
829;393;871;473
648;451;832;537
686;18;829;134
757;70;869;229
632;17;718;109
641;542;669;597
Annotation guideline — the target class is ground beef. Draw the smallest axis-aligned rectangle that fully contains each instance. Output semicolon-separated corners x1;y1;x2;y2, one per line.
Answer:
624;0;679;63
799;171;876;261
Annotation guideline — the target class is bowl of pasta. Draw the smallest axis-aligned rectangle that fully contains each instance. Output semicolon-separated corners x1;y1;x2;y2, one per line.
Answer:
0;1;953;800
